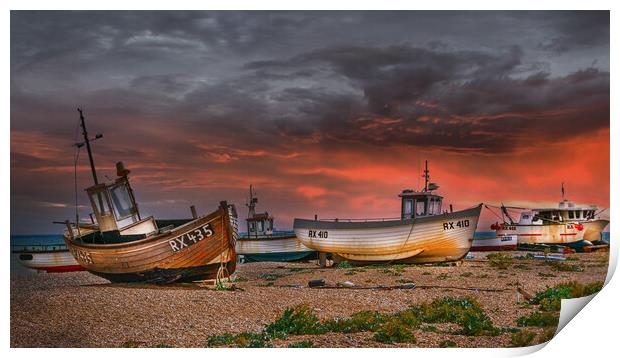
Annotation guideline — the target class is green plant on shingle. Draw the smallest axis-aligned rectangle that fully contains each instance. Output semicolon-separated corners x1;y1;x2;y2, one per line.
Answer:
439;339;457;348
324;310;388;333
487;252;513;269
510;330;536;347
545;261;584;272
265;304;327;336
335;261;353;269
538;327;556;344
205;332;272;348
530;281;603;312
410;297;500;336
517;311;559;327
373;317;417;344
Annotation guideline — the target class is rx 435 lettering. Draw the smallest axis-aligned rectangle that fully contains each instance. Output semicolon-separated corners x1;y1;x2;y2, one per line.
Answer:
169;223;215;252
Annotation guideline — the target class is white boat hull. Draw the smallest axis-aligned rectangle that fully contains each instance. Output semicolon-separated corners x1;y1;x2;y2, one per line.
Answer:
16;251;84;272
293;205;482;264
471;234;518;251
236;235;314;254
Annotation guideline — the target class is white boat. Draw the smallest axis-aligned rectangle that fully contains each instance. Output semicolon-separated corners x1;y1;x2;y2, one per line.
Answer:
236;186;315;262
471;233;518;251
491;184;609;248
293;161;482;264
13;243;85;273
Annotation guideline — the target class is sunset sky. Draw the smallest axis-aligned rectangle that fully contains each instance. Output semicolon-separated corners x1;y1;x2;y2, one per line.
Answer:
10;11;609;235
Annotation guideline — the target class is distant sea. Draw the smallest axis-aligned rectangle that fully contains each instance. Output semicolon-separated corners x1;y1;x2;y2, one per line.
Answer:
10;232;611;274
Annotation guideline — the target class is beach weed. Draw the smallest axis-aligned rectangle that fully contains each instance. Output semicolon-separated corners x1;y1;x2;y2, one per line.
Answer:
410;297;500;336
335;261;353;269
439;339;457;348
510;330;536;347
517;311;559;327
538;327;556;343
325;310;388;333
373;317;417;344
265;304;327;336
487;252;513;269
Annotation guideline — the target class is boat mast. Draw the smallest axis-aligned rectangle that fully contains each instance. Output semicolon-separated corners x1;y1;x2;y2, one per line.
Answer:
423;160;429;192
76;108;102;186
247;185;257;218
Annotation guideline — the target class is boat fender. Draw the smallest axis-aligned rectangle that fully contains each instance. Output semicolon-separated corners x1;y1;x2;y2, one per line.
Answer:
341;281;355;288
308;279;326;287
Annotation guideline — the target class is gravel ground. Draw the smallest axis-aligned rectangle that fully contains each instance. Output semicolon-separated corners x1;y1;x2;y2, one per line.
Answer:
10;250;610;348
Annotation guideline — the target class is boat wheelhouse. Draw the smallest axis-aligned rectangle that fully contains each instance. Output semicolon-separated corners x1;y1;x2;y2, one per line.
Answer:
236;186;315;262
294;161;482;265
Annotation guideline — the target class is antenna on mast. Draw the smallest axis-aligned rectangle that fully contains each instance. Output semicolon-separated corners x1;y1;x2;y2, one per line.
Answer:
561;182;565;200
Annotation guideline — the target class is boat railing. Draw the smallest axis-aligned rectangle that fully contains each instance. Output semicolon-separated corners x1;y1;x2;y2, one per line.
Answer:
11;243;68;253
316;217;402;222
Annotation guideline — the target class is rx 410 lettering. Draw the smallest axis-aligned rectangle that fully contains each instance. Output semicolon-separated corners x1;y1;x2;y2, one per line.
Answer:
442;220;470;230
169;223;215;252
308;230;329;239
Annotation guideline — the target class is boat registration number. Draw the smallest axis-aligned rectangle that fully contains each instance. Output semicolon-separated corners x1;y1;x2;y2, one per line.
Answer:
443;220;470;230
169;223;215;252
308;230;329;238
70;247;93;265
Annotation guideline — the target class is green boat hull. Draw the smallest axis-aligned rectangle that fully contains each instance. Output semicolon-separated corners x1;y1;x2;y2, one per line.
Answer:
241;251;318;262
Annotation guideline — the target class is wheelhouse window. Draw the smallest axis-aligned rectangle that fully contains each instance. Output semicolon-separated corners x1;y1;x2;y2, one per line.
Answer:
403;200;413;217
109;182;135;221
249;222;256;232
90;192;111;216
568;211;574;219
416;199;427;216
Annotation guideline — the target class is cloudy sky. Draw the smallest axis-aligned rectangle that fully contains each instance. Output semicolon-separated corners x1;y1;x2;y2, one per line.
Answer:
11;11;609;234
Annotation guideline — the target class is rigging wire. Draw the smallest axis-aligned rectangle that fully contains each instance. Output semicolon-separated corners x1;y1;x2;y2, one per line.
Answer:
73;115;82;237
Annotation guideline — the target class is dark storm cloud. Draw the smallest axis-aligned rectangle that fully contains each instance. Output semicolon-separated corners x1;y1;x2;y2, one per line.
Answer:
10;11;610;233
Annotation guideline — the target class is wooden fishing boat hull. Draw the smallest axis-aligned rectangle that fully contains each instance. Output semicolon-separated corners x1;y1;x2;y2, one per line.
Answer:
236;232;316;262
63;203;238;283
16;250;85;273
582;219;609;243
494;223;585;245
470;234;518;251
293;204;482;264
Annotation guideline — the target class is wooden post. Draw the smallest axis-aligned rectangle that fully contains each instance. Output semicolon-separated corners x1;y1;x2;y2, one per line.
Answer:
319;252;327;268
314;214;318;220
450;204;453;213
190;205;198;219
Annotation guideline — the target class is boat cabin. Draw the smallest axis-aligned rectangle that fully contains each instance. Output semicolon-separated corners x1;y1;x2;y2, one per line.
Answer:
517;200;597;225
245;185;274;237
399;189;443;219
399;161;443;220
84;162;157;235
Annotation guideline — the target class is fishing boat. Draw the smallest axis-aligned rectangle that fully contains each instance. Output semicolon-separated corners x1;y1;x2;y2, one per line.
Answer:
12;242;85;273
236;186;316;262
62;109;238;283
293;161;482;265
470;232;518;251
490;184;609;249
